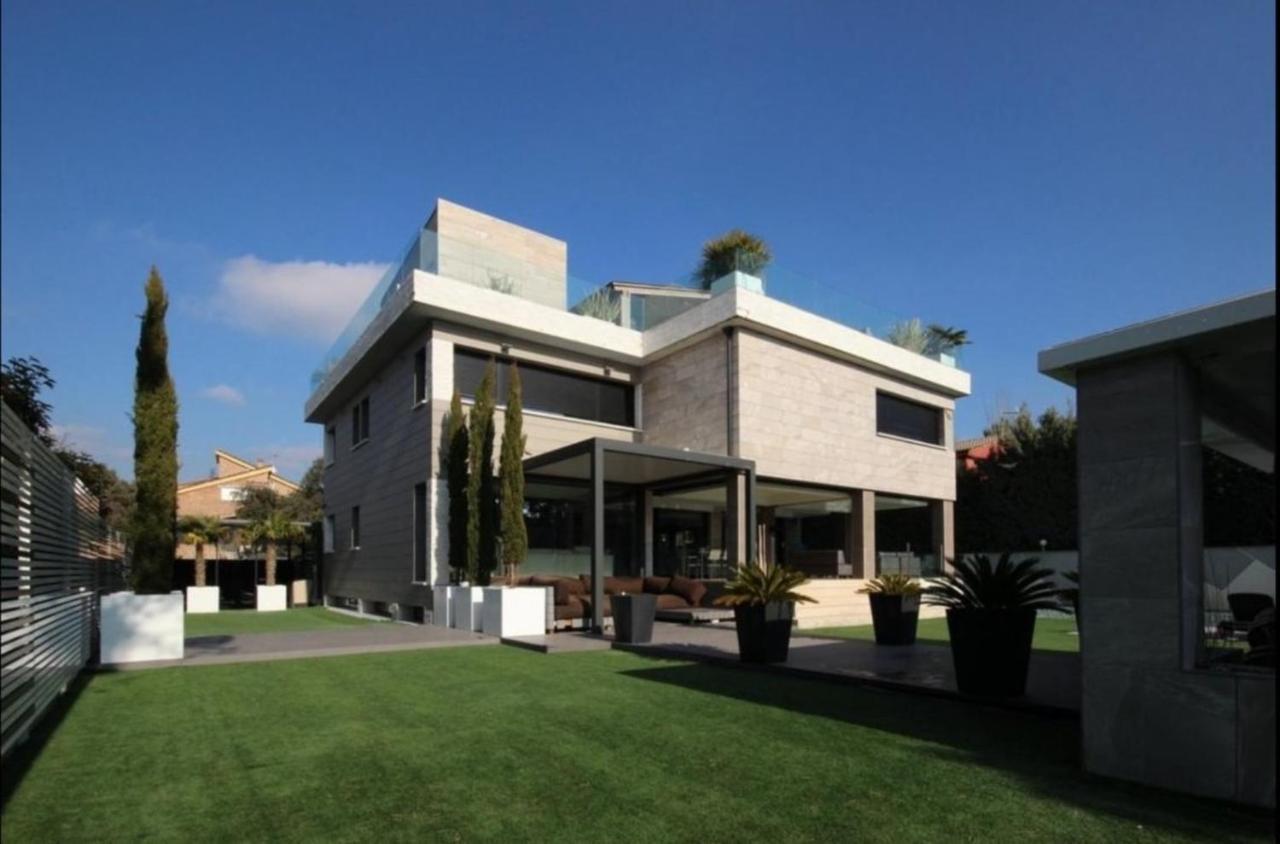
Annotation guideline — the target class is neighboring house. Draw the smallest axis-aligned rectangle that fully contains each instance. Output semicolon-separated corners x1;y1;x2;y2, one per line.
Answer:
175;449;300;561
955;434;1000;472
1039;289;1275;809
305;198;971;627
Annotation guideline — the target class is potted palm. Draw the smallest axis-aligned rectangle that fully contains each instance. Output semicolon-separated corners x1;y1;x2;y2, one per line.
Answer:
923;553;1061;697
715;563;814;663
859;574;923;645
179;515;224;613
244;511;305;611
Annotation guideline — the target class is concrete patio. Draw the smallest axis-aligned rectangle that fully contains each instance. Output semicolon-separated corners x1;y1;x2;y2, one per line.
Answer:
607;622;1081;715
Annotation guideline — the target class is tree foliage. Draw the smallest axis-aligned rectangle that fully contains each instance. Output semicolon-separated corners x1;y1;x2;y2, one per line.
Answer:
955;405;1077;553
499;363;528;582
1;356;56;445
53;447;134;533
444;390;470;583
179;514;224;587
466;360;498;585
243;511;305;587
284;458;324;523
695;229;771;289
130;268;179;594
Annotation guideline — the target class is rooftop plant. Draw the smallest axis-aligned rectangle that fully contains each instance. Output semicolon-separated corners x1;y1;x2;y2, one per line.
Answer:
695;229;772;289
923;553;1061;611
859;573;923;596
715;563;815;607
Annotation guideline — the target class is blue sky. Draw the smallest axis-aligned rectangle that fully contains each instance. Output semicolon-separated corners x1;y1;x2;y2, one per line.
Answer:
2;1;1274;480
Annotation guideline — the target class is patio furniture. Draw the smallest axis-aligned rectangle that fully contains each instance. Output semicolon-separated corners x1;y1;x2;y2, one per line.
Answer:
509;574;727;630
611;593;657;643
1217;593;1275;640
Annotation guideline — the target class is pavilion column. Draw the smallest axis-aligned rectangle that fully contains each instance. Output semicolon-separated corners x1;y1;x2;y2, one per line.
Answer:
642;489;655;576
725;471;748;568
933;499;955;574
590;441;605;633
849;490;875;579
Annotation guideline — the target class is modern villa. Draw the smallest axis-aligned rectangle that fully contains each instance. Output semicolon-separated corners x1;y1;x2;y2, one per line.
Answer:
305;199;971;629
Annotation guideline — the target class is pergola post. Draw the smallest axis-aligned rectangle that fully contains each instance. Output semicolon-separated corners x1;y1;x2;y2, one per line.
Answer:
590;440;605;633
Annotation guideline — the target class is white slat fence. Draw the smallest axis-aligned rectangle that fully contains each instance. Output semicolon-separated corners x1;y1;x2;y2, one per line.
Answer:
1;403;124;758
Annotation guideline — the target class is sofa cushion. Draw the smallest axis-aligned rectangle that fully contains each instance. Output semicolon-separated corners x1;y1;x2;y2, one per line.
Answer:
643;576;671;594
666;575;708;607
604;576;644;595
554;596;585;620
655;593;692;610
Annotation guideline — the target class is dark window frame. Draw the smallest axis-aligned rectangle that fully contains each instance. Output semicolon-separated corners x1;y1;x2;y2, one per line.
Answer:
350;506;361;550
875;391;944;446
453;348;635;427
413;347;427;405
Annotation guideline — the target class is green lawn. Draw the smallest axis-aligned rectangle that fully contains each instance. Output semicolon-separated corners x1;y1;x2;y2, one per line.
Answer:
807;615;1081;653
183;606;378;638
2;648;1269;843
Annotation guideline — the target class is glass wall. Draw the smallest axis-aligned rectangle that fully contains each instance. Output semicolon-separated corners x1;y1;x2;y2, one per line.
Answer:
523;480;639;577
875;494;939;576
757;483;852;578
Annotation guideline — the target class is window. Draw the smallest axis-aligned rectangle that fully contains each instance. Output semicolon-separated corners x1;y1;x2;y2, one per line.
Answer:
351;396;370;446
323;515;335;553
325;426;336;465
454;349;635;427
219;486;247;502
412;483;428;582
413;347;427;405
876;392;943;445
350;506;361;550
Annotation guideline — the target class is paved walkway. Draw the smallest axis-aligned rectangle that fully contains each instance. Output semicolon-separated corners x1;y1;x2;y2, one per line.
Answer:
614;623;1081;715
101;623;495;671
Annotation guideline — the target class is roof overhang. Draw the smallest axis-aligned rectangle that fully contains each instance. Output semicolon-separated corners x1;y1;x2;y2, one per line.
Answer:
1039;288;1275;472
525;438;754;486
306;271;973;422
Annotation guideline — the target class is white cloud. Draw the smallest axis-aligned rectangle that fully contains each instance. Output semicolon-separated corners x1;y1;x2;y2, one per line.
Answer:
209;256;389;343
199;384;246;407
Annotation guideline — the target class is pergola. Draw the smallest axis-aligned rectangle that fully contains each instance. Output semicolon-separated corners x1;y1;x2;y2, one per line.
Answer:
524;438;756;631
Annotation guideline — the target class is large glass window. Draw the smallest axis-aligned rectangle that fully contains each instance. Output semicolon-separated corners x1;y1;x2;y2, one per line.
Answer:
876;392;943;445
875;494;939;576
454;349;634;427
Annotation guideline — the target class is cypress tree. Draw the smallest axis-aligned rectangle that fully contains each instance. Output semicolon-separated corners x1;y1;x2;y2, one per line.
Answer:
466;359;497;585
130;268;179;594
444;390;470;583
498;363;528;583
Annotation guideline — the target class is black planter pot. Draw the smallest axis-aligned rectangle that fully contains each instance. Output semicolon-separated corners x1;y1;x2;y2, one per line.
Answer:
733;602;795;663
868;593;920;645
945;608;1037;697
611;593;657;644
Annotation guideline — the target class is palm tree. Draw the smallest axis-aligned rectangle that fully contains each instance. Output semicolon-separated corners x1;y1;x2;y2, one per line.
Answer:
179;515;224;587
243;511;306;587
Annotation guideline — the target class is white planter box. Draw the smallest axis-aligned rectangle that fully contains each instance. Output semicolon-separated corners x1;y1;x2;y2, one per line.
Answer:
452;586;485;632
186;585;220;614
432;585;460;627
290;579;311;607
256;584;287;612
482;586;547;638
101;591;185;664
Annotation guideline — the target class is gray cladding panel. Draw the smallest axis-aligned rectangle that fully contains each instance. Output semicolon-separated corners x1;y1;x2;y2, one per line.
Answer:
321;328;434;608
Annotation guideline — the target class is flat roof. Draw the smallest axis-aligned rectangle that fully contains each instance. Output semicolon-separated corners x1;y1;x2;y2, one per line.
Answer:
305;271;971;421
1038;288;1275;385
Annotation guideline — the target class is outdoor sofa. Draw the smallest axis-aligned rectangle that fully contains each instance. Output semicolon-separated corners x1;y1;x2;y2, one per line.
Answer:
509;574;727;630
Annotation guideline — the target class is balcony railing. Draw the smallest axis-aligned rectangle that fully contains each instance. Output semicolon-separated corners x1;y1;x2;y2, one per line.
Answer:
311;232;965;391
